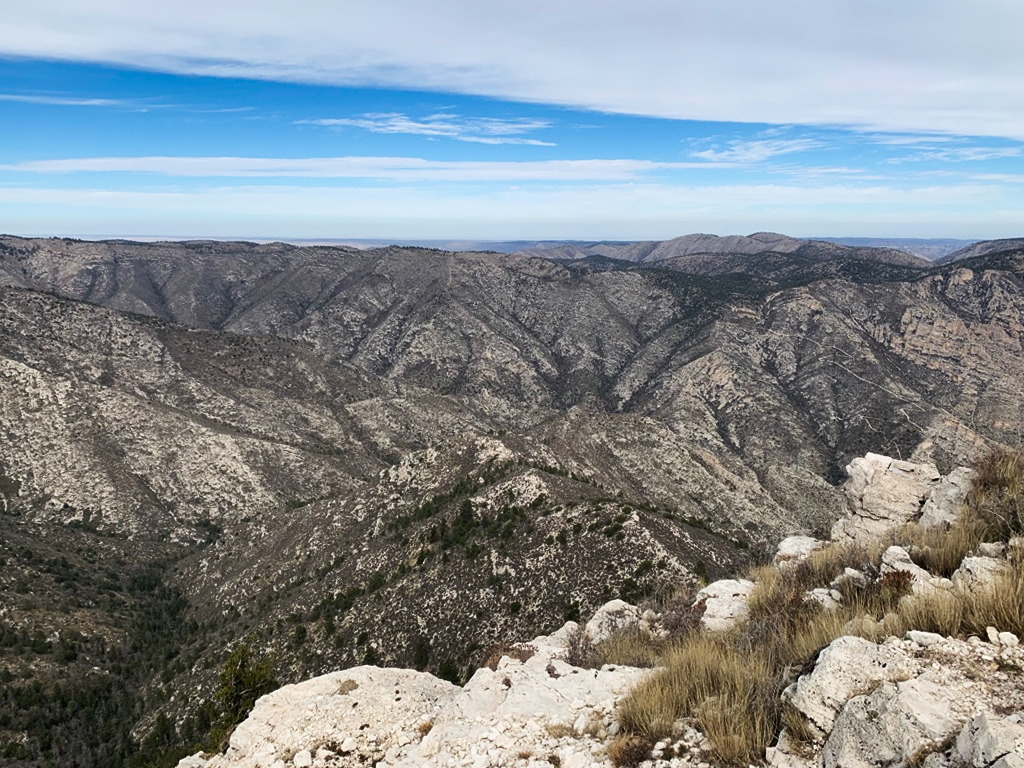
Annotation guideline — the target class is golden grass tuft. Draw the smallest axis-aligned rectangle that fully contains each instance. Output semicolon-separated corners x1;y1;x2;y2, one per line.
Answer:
607;735;654;768
619;635;778;765
587;627;665;669
970;449;1024;539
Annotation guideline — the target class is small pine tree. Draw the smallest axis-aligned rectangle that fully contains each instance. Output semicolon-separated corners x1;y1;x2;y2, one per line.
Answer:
215;641;278;726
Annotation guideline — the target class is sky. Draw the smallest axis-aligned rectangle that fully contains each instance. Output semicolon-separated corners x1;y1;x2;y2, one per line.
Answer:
2;0;1024;241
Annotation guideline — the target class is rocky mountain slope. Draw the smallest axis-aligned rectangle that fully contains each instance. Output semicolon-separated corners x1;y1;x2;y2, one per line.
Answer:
514;232;930;267
0;233;1022;766
173;451;1024;768
939;237;1024;264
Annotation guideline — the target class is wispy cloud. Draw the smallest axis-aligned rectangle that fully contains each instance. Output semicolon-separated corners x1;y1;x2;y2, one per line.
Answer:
886;145;1024;164
691;138;823;163
0;92;129;107
2;155;734;181
861;133;965;147
299;112;556;145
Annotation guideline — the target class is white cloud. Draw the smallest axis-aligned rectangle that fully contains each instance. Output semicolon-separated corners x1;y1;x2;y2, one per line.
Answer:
2;1;1023;139
0;92;130;107
300;113;555;145
691;139;823;163
2;155;733;181
896;146;1024;163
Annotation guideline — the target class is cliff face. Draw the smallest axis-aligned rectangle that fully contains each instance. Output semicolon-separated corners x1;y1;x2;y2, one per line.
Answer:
0;235;1022;766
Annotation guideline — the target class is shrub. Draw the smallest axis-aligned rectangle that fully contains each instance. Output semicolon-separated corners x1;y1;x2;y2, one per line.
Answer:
607;734;653;768
215;641;277;726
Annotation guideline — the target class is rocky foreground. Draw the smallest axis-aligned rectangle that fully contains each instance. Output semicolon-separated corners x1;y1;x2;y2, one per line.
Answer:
176;452;1024;768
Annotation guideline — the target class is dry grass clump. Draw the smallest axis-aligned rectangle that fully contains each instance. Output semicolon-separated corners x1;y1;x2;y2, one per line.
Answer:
614;448;1024;765
970;449;1024;539
607;734;654;768
619;635;778;765
881;556;1024;639
897;519;983;577
586;627;665;669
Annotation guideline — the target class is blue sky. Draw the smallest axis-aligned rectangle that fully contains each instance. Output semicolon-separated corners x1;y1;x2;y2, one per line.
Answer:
2;1;1023;240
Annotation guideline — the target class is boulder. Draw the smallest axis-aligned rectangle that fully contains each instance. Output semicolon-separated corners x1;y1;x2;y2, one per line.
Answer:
832;454;941;542
774;536;826;570
956;712;1024;768
783;636;916;735
919;466;975;529
906;630;945;648
823;676;972;768
805;588;843;611
694;579;756;632
831;567;869;592
952;557;1011;592
583;599;643;644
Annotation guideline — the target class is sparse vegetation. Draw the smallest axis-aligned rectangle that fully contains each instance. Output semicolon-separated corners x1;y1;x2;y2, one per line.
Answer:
612;448;1024;766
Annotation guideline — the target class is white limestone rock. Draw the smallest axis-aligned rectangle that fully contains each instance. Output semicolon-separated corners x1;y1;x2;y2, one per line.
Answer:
832;453;941;542
906;630;945;648
823;676;973;768
774;536;826;570
584;599;643;644
177;617;651;768
952;557;1011;592
199;666;458;768
783;636;916;735
956;712;1024;768
694;579;756;632
805;588;843;611
978;542;1008;558
919;466;975;529
830;567;869;592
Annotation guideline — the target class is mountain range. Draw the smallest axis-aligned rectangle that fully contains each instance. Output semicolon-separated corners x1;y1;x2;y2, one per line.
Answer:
0;231;1021;766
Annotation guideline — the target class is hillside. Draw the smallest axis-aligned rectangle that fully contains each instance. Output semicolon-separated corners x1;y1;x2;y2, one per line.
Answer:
0;233;1022;766
514;232;931;267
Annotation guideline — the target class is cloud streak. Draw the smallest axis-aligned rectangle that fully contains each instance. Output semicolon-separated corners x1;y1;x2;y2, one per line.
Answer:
2;1;1024;139
0;92;130;107
300;113;555;145
691;139;823;163
2;155;734;181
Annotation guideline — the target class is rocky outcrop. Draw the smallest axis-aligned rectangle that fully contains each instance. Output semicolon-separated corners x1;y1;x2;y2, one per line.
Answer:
583;599;644;644
774;536;826;570
920;466;976;529
692;578;756;632
776;631;1024;768
178;618;650;768
831;453;942;542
